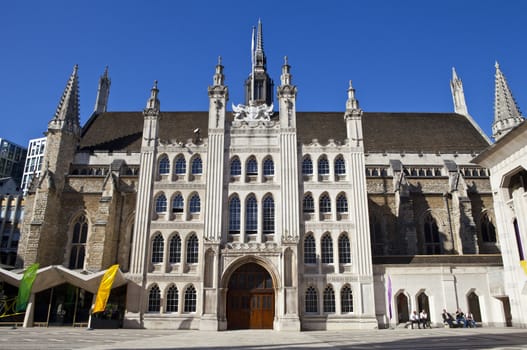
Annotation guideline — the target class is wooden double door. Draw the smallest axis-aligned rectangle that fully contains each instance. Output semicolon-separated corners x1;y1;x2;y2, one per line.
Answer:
227;263;274;329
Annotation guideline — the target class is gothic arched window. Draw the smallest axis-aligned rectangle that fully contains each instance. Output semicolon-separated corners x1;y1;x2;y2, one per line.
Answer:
189;194;201;213
155;194;167;213
334;156;346;175
151;233;164;264
158;155;170;175
305;286;318;313
246;195;258;234
303;194;314;213
323;285;336;313
336;194;348;213
338;234;351;264
191;156;202;175
302;156;313;176
321;234;333;264
169;234;181;264
172;194;184;213
69;215;88;269
318;156;329;175
341;285;353;313
481;213;497;243
186;234;199;264
304;234;316;264
148;285;161;313
263;195;274;233
246;157;258;176
166;285;178;313
230;157;241;176
424;213;441;254
263;158;274;176
229;195;240;233
174;155;186;175
320;194;331;213
184;285;197;312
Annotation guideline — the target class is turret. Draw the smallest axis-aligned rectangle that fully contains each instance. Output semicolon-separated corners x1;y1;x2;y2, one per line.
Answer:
93;66;111;114
492;62;524;141
344;80;363;147
208;56;228;129
48;64;81;136
277;56;297;128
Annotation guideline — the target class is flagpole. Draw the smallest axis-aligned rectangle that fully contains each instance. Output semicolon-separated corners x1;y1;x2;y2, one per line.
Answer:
251;26;255;103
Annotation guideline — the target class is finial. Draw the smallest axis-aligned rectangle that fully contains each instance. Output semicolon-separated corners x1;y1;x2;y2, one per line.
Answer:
349;80;353;89
495;61;500;69
73;64;79;74
153;80;158;89
104;65;109;77
284;56;288;65
218;56;222;66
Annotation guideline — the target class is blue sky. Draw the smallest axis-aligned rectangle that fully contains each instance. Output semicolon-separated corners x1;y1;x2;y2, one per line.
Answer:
2;1;526;147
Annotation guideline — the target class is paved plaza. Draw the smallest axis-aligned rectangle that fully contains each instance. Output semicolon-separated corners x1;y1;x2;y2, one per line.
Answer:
1;327;527;350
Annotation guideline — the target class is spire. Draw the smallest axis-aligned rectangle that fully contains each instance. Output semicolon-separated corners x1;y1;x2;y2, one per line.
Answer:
213;56;225;86
48;64;80;134
93;66;111;114
450;67;469;116
254;18;266;69
244;20;273;106
145;80;160;112
492;62;524;141
346;80;360;112
280;56;292;86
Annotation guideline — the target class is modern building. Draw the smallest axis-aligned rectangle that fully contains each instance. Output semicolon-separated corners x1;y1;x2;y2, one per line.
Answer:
0;138;26;186
0;22;514;330
473;62;527;327
0;194;23;267
20;137;46;196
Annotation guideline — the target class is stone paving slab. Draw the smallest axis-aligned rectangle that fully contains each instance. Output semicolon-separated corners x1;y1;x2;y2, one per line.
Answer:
1;327;527;350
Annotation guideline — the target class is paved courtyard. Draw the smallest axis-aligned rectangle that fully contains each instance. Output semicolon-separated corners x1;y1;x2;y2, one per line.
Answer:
1;327;527;350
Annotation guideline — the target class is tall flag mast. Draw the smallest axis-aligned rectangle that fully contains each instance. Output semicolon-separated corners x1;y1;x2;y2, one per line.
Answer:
251;25;256;103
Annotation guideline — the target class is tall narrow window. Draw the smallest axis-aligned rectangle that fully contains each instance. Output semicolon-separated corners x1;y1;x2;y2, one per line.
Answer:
166;285;178;312
321;234;333;263
320;194;331;213
318;156;329;175
370;216;384;255
263;196;274;233
247;157;258;176
151;234;164;264
175;155;186;175
148;285;161;312
156;194;167;213
481;213;497;243
304;234;316;264
336;194;348;214
191;156;202;175
341;286;353;313
303;194;315;213
305;287;318;313
424;213;441;254
189;194;201;213
184;285;197;312
302;156;313;176
186;234;199;263
246;195;257;234
159;155;170;175
169;234;181;264
338;234;351;264
323;285;336;313
263;158;274;176
172;194;184;213
334;156;346;175
229;196;241;233
230;157;241;176
69;215;88;269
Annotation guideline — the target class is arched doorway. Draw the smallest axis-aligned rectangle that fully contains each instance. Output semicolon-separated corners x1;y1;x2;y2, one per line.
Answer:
467;291;482;323
226;263;274;329
396;293;409;324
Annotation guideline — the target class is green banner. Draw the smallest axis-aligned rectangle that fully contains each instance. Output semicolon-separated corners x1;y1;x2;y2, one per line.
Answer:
15;263;39;312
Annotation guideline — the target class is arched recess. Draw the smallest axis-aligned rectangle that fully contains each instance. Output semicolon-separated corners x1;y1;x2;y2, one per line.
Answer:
221;256;280;330
416;289;430;315
467;289;482;323
63;210;91;269
395;290;410;323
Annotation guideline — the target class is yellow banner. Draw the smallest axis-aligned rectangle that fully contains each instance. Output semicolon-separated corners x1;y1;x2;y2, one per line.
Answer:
521;260;527;276
93;264;119;313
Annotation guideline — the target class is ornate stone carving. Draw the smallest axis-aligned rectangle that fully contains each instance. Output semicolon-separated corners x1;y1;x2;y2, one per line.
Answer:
232;102;274;121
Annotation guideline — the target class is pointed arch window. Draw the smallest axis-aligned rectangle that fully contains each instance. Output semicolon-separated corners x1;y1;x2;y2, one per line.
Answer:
189;194;201;213
186;234;199;264
334;156;346;175
148;285;161;313
166;285;178;313
304;234;316;264
323;285;336;313
302;156;313;176
159;155;170;175
229;196;241;233
174;155;186;175
69;215;88;269
247;157;258;176
338;234;351;264
155;194;167;213
341;286;353;313
318;156;329;175
191;156;202;175
169;234;181;264
172;194;184;213
481;213;497;243
303;194;314;213
230;157;241;176
246;195;258;234
184;285;197;312
320;194;331;213
336;194;348;213
321;234;333;264
305;286;318;313
151;233;164;264
263;158;274;176
263;195;274;233
424;213;441;254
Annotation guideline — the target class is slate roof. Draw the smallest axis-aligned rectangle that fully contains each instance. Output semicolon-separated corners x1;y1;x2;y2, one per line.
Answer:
79;111;490;154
